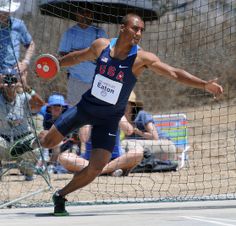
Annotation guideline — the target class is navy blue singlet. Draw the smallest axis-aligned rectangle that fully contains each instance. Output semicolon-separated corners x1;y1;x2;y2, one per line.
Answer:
79;38;138;119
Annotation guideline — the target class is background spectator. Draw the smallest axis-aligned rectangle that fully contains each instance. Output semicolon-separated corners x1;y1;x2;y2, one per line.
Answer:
58;8;108;152
40;93;71;174
0;75;44;181
58;8;108;105
122;91;177;161
0;0;35;87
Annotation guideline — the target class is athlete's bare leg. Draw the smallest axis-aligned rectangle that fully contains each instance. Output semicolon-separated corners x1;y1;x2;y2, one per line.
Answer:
58;148;111;197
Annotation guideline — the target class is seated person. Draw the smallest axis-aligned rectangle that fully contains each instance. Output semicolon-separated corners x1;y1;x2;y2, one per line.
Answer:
40;93;71;174
122;91;177;161
58;116;144;176
0;75;44;181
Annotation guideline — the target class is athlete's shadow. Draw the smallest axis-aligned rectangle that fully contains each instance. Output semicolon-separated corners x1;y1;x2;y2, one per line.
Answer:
35;212;97;217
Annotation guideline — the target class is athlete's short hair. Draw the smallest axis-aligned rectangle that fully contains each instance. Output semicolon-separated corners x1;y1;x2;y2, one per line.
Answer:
121;13;143;26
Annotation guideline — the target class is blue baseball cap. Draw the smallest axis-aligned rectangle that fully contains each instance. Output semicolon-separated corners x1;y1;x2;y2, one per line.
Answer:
47;94;67;107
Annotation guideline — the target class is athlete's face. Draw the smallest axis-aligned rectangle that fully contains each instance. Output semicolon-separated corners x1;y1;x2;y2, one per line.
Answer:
122;17;145;45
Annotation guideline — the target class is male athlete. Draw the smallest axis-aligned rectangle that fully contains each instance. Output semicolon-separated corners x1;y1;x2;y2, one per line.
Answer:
38;13;223;215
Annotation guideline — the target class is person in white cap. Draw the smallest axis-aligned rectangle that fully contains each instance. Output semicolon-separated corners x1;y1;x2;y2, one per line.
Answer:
0;0;35;87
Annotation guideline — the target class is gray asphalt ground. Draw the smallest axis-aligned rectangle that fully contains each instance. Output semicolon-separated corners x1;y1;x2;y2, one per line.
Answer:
1;200;236;226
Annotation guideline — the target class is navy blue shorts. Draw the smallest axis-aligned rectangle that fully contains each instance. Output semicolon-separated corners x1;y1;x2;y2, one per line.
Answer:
54;105;120;152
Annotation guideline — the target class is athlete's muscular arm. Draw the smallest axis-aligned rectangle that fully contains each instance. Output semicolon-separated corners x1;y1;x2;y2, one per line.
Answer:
140;51;223;96
59;38;109;67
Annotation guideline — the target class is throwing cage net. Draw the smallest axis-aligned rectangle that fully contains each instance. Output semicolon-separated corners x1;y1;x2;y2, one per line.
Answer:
0;0;236;208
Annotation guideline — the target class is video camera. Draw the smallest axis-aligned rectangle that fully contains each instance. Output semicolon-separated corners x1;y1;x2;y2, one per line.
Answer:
2;75;18;85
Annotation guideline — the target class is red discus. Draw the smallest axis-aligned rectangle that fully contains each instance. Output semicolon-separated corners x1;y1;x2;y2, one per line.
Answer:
35;54;60;80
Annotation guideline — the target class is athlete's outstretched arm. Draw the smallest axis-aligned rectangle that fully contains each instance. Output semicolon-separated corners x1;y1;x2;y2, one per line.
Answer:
142;51;223;97
59;38;108;67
